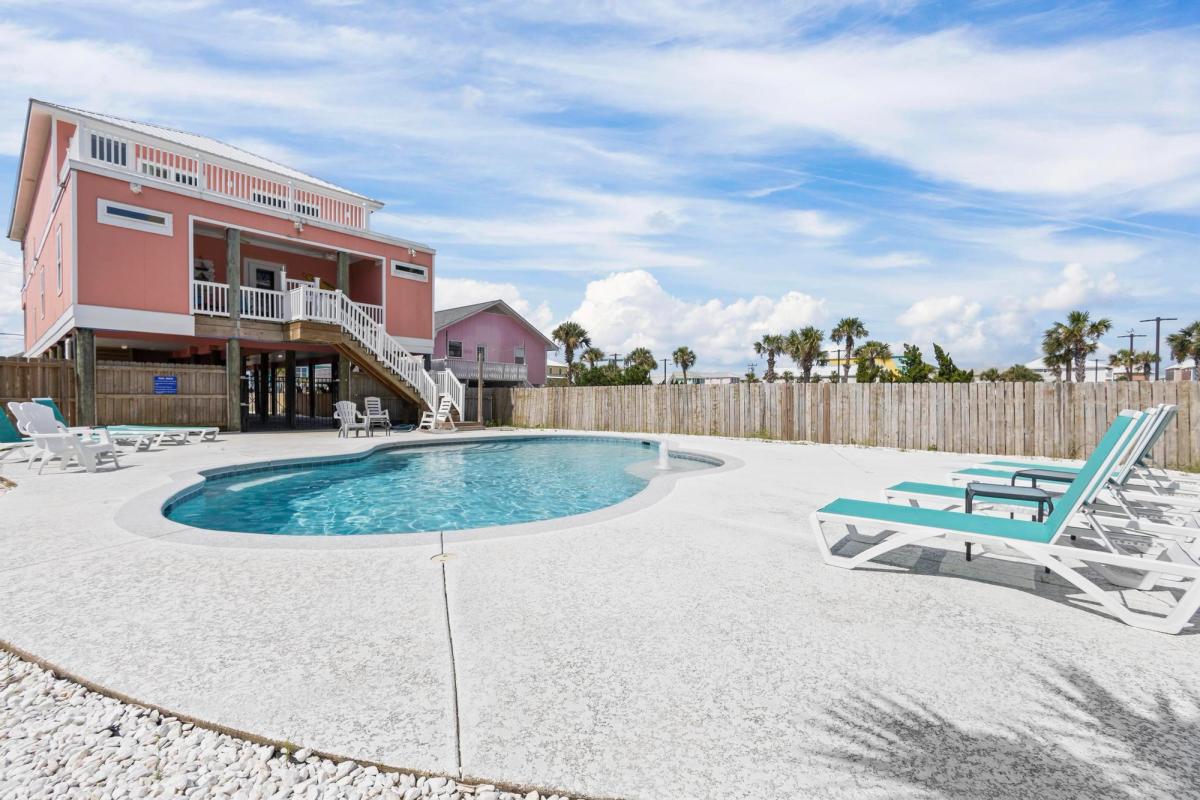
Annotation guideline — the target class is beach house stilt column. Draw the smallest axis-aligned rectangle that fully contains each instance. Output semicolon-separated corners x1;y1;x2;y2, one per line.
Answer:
226;229;241;325
225;338;242;432
336;250;352;403
74;327;96;426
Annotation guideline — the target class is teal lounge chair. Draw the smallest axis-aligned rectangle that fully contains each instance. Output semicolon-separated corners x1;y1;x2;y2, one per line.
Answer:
811;411;1200;634
0;407;32;462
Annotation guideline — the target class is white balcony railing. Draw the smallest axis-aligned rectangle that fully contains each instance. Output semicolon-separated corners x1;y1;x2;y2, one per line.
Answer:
359;303;384;326
192;280;228;316
240;286;285;321
432;357;528;384
69;124;372;230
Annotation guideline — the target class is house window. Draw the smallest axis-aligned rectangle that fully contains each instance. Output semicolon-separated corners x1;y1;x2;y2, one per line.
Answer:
448;340;463;358
514;346;525;365
477;345;486;361
90;133;127;167
293;201;320;218
97;198;173;236
55;225;62;294
390;259;428;282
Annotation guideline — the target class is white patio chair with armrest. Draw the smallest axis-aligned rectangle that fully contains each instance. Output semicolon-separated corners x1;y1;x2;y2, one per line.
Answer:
363;396;392;436
418;396;456;432
334;401;369;438
28;432;120;474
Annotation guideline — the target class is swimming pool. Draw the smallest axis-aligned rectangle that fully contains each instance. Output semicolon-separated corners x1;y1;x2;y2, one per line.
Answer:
163;436;716;535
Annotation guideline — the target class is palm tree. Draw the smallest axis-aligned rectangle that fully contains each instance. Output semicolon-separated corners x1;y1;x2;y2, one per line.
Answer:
831;317;869;380
624;346;656;373
853;340;894;383
1109;348;1137;381
786;325;827;382
551;321;591;384
1168;322;1200;381
780;370;796;384
752;334;786;383
581;346;606;369
1043;310;1113;383
1135;351;1159;381
672;346;697;384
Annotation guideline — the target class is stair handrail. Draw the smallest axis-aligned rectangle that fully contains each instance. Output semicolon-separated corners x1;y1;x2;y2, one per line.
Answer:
435;369;465;416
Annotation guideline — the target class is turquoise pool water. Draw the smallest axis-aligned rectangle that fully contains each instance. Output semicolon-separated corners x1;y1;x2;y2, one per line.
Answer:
164;437;711;535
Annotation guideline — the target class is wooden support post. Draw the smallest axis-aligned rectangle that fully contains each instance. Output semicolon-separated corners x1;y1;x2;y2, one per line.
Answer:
226;228;241;323
338;356;352;403
336;251;350;293
285;351;297;429
225;338;242;432
74;327;96;426
477;348;485;425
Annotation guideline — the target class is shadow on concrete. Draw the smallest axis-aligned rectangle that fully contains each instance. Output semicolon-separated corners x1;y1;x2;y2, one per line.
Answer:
814;661;1200;799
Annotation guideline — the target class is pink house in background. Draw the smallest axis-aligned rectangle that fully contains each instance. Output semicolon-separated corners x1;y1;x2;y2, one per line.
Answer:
433;300;557;387
8;99;460;428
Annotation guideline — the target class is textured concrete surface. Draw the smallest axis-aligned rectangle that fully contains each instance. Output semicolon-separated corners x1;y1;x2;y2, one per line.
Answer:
2;430;1199;799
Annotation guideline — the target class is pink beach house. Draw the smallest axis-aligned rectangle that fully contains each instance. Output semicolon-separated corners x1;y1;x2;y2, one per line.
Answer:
8;99;464;428
433;300;557;387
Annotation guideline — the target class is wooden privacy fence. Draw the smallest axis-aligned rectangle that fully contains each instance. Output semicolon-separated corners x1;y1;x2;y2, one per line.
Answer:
0;357;77;424
503;382;1200;470
95;361;227;427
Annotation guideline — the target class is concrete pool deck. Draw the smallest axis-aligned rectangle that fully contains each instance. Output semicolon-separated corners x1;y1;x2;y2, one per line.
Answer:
1;429;1198;799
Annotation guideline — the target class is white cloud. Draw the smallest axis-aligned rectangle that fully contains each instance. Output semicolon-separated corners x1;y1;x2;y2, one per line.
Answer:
567;270;826;369
790;210;855;238
436;277;553;330
857;251;928;269
896;262;1124;362
0;246;25;355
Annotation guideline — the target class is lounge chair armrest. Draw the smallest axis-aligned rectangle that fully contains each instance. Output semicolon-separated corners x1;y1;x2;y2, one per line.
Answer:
1011;468;1075;487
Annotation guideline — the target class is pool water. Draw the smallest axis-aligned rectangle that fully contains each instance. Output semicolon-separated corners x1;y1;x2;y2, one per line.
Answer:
164;437;710;535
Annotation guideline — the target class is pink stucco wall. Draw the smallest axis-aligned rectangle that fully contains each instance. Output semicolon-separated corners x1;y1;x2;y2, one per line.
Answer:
73;171;434;342
433;310;549;385
23;143;74;349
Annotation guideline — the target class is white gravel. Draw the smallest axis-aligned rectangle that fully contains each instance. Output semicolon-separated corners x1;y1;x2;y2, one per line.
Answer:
0;650;577;800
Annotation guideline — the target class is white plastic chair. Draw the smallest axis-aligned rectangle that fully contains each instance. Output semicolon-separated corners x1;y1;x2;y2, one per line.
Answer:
334;400;369;438
363;396;391;436
418;396;457;433
28;432;120;474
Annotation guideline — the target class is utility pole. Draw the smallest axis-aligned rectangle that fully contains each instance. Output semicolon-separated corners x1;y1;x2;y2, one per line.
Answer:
660;357;670;385
609;352;621;367
1121;328;1147;354
1140;316;1177;381
1089;357;1104;383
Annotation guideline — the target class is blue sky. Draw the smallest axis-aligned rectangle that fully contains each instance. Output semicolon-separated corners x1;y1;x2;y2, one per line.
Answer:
2;0;1198;370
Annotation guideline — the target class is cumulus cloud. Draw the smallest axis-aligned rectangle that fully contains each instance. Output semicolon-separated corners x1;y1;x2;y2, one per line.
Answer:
790;210;855;238
567;270;826;369
436;277;553;330
897;262;1124;362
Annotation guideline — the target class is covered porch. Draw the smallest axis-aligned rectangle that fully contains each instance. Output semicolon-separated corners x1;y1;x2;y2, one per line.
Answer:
189;222;386;326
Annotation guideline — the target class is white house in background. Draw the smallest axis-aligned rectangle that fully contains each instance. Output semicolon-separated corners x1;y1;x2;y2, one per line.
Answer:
1024;357;1113;383
546;359;569;385
669;370;742;385
1167;360;1197;381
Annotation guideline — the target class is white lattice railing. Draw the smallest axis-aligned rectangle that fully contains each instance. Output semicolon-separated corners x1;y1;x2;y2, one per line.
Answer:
191;280;228;315
240;286;285;321
435;369;465;416
70;124;371;230
359;302;384;326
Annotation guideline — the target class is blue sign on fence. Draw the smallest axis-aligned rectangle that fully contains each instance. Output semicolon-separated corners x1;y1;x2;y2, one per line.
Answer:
153;375;178;395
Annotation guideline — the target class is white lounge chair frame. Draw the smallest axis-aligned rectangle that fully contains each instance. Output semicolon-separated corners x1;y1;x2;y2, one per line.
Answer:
813;411;1200;634
418;396;456;433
